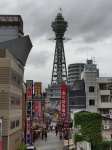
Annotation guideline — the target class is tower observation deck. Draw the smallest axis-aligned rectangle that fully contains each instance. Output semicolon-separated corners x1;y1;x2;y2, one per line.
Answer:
51;13;68;84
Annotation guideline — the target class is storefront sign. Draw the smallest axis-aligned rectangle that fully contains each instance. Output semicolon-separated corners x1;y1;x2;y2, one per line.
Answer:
60;84;67;122
26;80;33;99
34;82;42;98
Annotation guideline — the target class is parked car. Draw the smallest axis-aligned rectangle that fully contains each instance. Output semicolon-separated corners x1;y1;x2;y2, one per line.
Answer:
26;145;36;150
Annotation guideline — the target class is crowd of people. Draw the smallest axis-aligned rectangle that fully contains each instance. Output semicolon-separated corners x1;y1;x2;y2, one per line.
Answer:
33;123;71;141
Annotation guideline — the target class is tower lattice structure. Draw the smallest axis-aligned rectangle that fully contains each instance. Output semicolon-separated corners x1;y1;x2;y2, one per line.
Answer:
51;13;68;85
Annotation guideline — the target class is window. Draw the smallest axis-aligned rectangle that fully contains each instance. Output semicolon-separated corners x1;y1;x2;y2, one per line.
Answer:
17;77;21;85
16;98;20;105
10;96;15;105
72;102;74;105
104;120;108;124
16;120;19;127
10;121;15;129
101;95;110;102
89;99;95;105
89;86;94;92
100;109;109;114
99;83;108;90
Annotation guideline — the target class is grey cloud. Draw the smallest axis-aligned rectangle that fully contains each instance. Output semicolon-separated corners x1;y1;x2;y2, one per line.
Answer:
76;46;95;53
1;0;112;43
26;50;51;67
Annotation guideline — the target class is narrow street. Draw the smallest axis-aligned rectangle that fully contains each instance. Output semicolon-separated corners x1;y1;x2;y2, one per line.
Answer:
34;131;63;150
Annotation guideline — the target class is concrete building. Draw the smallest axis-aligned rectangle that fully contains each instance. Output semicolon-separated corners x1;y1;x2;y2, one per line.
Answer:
0;15;24;42
68;63;85;87
81;59;112;116
0;15;32;150
45;84;60;109
69;80;86;111
0;48;23;150
69;59;112;119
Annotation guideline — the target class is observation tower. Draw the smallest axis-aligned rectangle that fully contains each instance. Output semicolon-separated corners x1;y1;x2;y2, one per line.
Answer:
51;13;68;84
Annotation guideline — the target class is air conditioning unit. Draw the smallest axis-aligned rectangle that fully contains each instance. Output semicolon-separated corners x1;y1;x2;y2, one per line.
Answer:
103;125;109;129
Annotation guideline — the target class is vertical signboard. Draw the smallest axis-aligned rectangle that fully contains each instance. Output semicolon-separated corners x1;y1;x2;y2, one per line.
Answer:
34;82;42;122
26;80;33;100
26;80;33;144
0;119;2;150
34;82;42;98
60;84;67;122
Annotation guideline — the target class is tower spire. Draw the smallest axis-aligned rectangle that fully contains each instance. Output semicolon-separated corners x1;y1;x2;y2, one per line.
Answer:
51;13;68;84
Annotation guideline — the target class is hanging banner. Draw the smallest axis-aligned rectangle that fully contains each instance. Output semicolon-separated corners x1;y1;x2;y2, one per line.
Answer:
26;118;32;144
26;80;33;144
26;80;33;100
60;84;67;122
34;82;42;98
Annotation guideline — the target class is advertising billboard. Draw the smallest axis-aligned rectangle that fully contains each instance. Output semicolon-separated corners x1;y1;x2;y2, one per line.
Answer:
60;84;67;122
34;82;42;98
34;101;42;122
85;64;97;72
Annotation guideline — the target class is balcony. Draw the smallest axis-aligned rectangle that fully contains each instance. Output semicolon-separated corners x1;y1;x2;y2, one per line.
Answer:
99;90;110;95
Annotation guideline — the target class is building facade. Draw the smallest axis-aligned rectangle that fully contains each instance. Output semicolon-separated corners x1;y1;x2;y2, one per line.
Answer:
68;63;85;87
0;49;23;150
0;15;24;42
81;59;112;117
0;15;32;150
69;59;112;120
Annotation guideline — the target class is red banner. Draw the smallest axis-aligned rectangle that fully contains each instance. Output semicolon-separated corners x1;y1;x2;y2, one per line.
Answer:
60;84;67;122
34;102;40;114
26;80;33;99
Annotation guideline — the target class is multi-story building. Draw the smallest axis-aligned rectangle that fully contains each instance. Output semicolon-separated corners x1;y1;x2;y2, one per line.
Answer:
45;84;60;109
69;59;112;119
69;80;86;111
0;15;24;42
68;63;85;87
0;48;23;150
0;15;32;150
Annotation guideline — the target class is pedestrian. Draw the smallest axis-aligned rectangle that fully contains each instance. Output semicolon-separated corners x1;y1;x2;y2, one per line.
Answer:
41;129;45;140
55;129;58;136
50;125;52;132
44;130;47;140
55;126;58;136
59;131;62;139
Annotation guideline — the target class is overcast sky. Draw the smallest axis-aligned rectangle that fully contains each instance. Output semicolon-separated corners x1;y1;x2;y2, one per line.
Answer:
1;0;112;91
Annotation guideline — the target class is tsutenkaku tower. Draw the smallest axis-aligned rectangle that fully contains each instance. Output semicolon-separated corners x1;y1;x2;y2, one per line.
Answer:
51;13;68;85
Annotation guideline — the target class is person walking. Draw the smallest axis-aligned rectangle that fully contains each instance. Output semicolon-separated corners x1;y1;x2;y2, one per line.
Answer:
41;129;45;140
50;125;52;132
55;126;58;136
44;130;47;141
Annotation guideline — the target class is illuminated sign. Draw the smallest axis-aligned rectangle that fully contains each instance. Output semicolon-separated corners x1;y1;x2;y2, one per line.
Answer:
60;84;67;122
